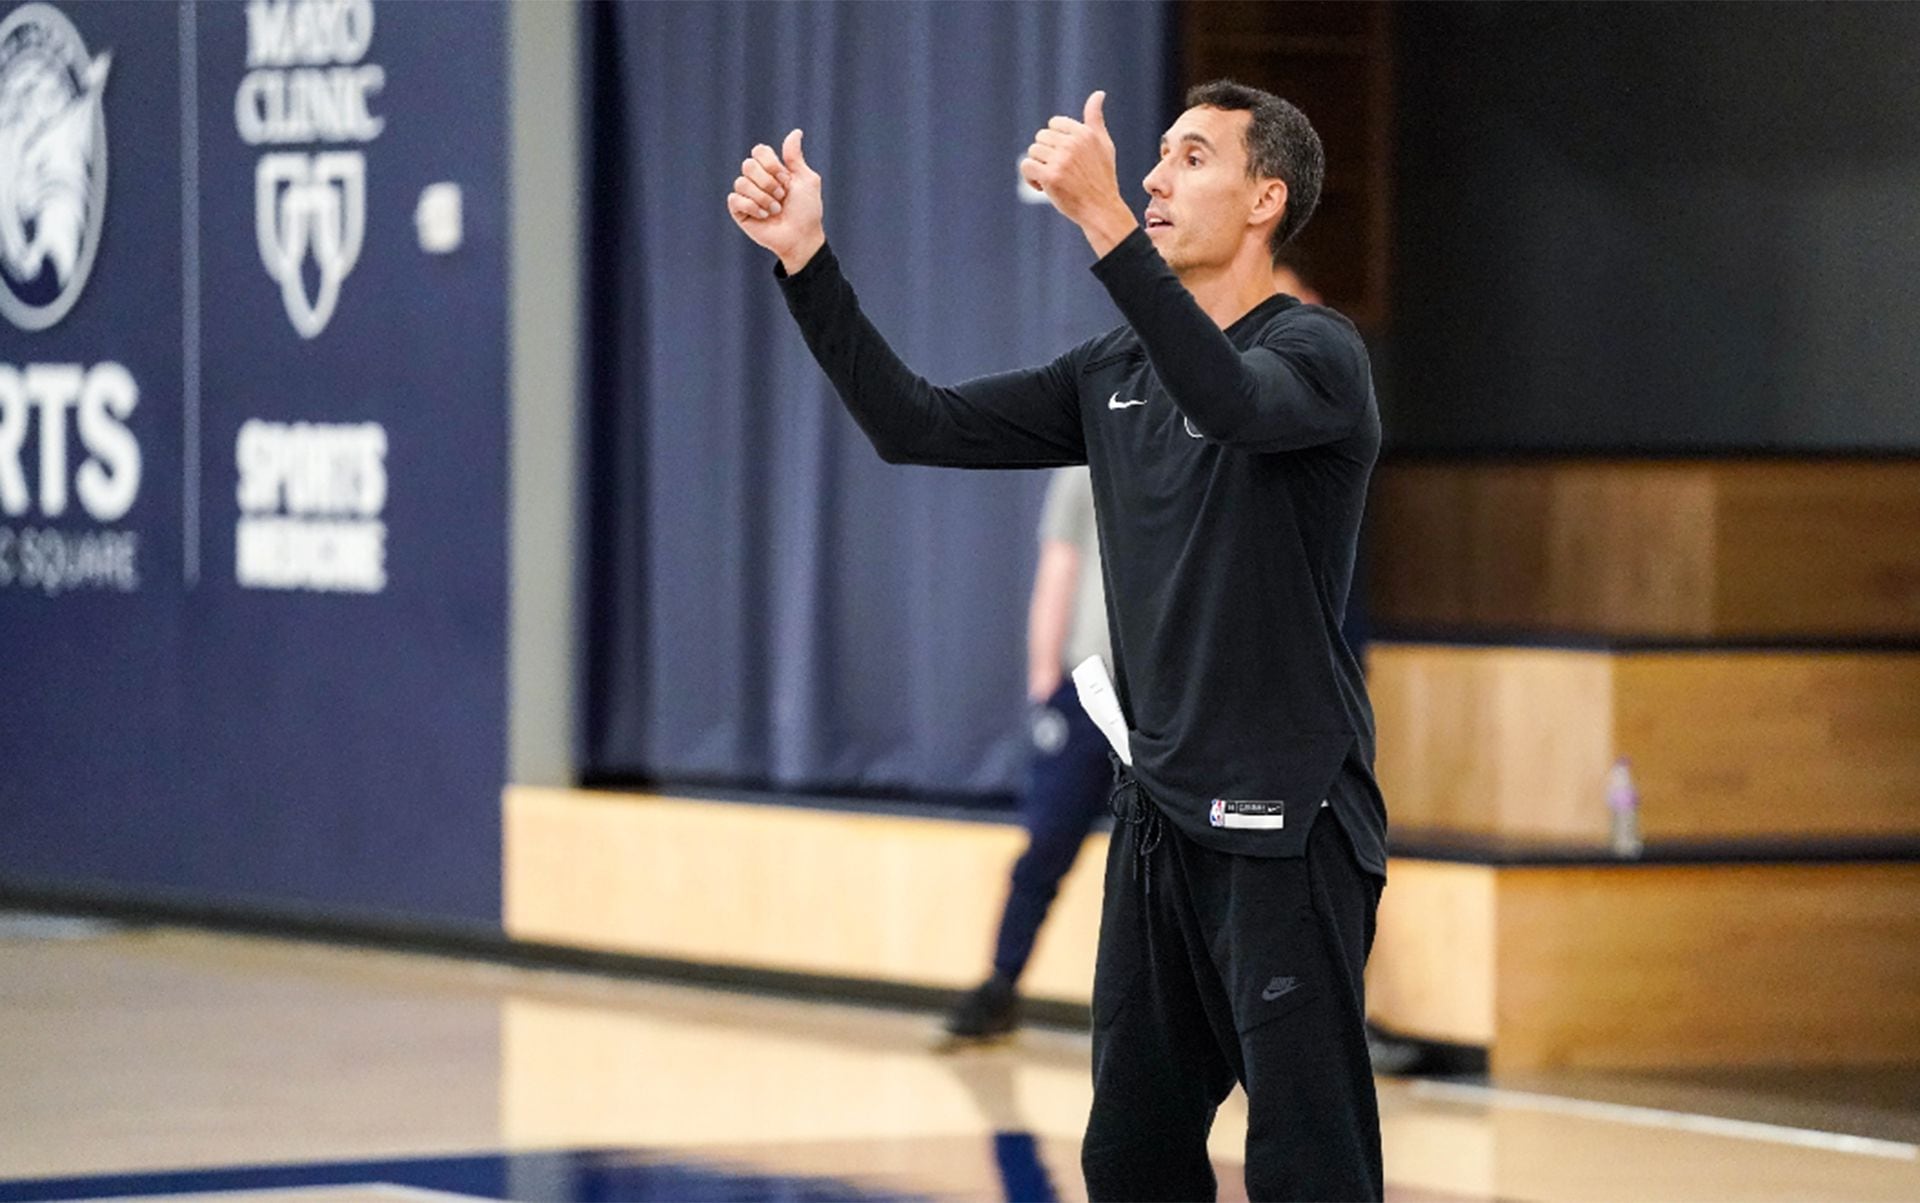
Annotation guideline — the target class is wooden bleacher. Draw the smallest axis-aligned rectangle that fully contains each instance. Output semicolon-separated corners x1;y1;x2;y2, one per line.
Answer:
1371;645;1920;846
500;459;1920;1074
1365;459;1920;1072
1368;459;1920;640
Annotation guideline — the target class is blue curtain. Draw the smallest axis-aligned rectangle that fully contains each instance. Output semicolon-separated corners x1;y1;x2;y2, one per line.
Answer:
581;1;1171;798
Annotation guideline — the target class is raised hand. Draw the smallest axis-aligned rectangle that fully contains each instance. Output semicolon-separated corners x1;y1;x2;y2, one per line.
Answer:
727;128;826;275
1019;91;1137;256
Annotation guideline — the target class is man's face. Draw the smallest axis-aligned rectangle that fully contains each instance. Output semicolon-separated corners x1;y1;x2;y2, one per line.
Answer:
1140;106;1281;274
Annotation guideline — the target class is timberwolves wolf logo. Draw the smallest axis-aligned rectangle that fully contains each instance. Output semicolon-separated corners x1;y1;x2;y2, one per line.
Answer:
256;151;365;339
0;3;110;332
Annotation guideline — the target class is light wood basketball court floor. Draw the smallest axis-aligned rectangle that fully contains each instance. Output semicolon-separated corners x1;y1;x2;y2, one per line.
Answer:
2;912;1916;1203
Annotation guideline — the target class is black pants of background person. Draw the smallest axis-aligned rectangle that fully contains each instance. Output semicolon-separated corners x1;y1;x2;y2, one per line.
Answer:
993;678;1113;982
1082;792;1384;1203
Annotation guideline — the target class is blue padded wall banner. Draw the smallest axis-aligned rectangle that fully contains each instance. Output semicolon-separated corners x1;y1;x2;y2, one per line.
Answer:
582;0;1171;800
0;0;509;926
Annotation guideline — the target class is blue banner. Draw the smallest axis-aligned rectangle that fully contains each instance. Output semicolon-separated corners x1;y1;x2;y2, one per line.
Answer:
0;0;508;927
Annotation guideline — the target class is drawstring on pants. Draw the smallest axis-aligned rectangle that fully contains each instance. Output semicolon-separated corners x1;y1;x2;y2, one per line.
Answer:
1107;755;1162;891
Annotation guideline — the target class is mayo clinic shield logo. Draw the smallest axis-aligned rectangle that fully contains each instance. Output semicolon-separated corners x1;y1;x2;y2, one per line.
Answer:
0;3;110;332
256;150;365;339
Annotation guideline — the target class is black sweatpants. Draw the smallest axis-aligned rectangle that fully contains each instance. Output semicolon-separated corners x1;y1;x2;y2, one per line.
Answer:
1082;796;1383;1202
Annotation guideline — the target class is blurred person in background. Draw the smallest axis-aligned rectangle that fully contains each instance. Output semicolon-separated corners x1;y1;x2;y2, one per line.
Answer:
1271;248;1321;307
728;79;1386;1201
942;465;1114;1046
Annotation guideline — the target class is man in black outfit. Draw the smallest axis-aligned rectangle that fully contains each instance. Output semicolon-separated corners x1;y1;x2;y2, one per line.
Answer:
726;79;1387;1202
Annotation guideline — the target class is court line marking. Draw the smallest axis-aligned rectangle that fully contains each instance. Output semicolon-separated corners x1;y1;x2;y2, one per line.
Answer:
365;1186;498;1203
1409;1080;1920;1162
78;1185;497;1203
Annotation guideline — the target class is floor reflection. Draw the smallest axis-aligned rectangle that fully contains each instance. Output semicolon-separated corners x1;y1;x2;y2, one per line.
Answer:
0;1147;924;1203
2;925;1915;1203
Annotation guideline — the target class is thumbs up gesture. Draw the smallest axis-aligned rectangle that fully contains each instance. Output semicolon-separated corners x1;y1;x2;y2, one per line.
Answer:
728;128;827;275
1020;91;1137;256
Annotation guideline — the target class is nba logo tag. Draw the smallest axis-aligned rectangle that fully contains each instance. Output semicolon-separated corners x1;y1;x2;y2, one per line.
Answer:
1209;799;1226;827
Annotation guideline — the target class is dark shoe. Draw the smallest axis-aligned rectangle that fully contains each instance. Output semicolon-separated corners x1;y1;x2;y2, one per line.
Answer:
1366;1021;1426;1075
939;974;1019;1048
1365;1020;1483;1076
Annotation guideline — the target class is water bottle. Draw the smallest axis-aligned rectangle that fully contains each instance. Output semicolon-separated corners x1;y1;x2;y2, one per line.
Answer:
1607;757;1643;858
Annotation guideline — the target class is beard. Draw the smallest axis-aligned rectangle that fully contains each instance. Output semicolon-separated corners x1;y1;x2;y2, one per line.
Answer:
1148;231;1191;271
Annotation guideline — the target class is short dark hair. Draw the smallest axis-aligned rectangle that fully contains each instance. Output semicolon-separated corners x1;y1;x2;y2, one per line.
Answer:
1184;79;1324;261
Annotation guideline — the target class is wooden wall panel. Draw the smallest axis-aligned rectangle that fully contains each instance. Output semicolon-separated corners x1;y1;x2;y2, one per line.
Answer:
1713;462;1920;638
1369;858;1920;1072
504;789;1920;1073
1617;653;1920;842
1368;461;1920;640
1372;644;1920;846
1369;463;1719;637
1367;859;1495;1044
1370;646;1615;842
1494;862;1920;1072
503;787;1106;1005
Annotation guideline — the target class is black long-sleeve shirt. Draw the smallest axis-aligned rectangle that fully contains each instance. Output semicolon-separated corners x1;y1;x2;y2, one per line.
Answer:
777;228;1386;875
